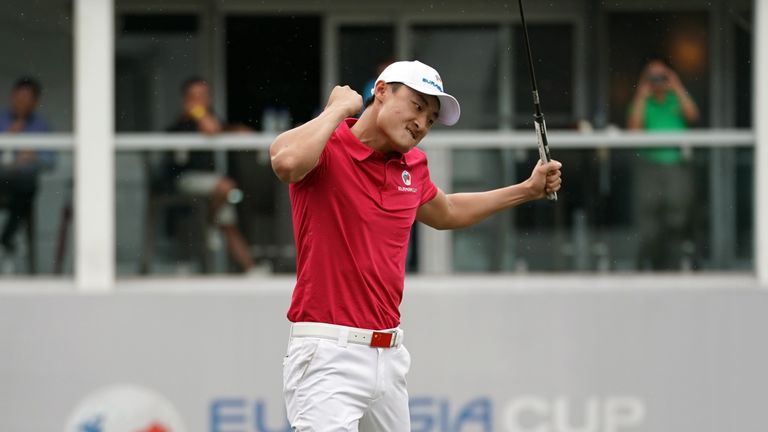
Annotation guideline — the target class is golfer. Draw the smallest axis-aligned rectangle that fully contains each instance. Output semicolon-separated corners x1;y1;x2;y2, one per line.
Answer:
270;60;562;431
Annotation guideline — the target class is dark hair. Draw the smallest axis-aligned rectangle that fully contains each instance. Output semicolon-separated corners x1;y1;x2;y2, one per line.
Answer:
364;82;404;108
13;77;41;99
642;54;673;71
181;76;208;94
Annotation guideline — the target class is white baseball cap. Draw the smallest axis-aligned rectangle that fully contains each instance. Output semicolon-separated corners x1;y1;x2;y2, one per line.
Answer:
374;60;461;126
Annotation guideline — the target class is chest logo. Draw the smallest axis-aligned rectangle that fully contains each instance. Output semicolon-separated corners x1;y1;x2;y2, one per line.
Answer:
401;170;412;186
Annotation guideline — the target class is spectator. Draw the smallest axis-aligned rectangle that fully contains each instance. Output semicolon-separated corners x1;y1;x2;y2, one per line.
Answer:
162;77;260;273
627;57;700;270
0;77;54;269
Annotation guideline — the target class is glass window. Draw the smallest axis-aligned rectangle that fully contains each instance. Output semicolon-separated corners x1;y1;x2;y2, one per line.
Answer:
0;0;73;277
448;9;752;273
225;15;321;274
338;25;395;102
117;147;289;276
410;25;502;271
226;15;321;130
733;10;752;129
450;145;754;273
411;25;500;130
116;14;201;132
115;13;322;276
607;11;710;128
115;13;208;276
513;24;575;129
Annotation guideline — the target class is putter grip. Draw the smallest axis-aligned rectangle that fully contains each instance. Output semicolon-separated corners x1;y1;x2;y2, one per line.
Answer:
534;119;558;201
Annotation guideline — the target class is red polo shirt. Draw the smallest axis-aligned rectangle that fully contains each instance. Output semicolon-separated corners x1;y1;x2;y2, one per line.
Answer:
287;118;438;330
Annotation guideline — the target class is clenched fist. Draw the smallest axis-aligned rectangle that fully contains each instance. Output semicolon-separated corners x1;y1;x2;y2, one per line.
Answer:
526;159;563;200
325;85;363;118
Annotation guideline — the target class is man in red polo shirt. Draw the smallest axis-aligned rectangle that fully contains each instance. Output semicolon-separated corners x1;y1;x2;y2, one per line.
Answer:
270;60;562;431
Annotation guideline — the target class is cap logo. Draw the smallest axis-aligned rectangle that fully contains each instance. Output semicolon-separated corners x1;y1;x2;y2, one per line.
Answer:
421;77;443;92
401;170;412;186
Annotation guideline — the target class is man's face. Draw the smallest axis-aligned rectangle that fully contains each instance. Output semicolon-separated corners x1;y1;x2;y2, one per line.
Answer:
645;61;670;92
375;83;440;154
10;87;38;118
183;82;211;111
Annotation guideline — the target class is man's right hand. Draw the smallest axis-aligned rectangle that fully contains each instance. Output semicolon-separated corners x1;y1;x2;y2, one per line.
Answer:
325;85;362;118
270;85;361;183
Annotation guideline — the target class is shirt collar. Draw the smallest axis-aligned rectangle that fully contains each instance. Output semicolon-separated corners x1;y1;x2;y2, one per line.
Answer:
339;118;411;167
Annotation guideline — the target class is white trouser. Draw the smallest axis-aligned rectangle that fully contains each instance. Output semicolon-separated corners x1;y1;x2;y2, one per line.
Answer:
283;323;411;431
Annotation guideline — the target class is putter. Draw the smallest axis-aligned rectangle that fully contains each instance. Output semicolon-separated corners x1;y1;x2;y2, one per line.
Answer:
518;0;557;201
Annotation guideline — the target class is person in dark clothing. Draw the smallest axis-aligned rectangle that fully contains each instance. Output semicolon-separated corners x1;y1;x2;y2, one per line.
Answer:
162;77;257;272
0;77;54;263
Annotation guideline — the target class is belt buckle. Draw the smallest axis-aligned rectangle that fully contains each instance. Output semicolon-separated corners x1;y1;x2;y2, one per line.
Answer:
370;331;395;348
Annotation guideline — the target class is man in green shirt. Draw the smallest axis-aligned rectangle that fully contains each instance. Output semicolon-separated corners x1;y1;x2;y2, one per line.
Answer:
627;58;700;269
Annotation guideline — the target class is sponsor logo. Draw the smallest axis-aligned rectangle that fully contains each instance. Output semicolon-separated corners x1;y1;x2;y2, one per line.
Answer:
402;170;412;186
211;395;646;432
77;415;170;432
503;396;646;432
66;385;185;432
78;415;103;432
138;423;171;432
399;170;416;192
421;77;444;92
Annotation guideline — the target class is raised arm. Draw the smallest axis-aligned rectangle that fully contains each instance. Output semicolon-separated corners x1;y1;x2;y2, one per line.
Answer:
667;70;700;125
627;79;650;130
417;160;562;230
270;86;362;183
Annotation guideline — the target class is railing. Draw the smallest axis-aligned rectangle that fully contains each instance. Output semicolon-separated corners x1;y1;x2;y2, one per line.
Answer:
0;129;755;150
0;129;760;287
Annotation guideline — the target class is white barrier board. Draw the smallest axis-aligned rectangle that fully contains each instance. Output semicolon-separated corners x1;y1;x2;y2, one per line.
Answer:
1;277;766;431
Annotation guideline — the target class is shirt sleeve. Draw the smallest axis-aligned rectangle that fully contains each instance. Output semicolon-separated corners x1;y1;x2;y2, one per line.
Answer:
293;137;331;187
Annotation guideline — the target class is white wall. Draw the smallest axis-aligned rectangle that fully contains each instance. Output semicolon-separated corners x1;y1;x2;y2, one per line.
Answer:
1;277;766;431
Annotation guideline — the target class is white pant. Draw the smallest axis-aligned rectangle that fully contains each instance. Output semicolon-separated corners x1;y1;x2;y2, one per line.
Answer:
283;326;412;431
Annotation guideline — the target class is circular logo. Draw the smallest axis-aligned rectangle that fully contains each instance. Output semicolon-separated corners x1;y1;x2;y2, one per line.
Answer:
65;384;186;432
401;170;412;186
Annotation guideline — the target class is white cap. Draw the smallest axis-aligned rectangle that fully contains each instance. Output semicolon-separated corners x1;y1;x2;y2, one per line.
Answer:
374;60;461;126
